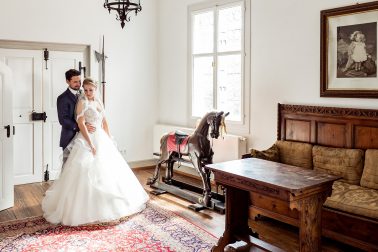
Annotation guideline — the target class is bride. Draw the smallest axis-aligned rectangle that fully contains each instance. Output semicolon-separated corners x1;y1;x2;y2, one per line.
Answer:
42;78;149;226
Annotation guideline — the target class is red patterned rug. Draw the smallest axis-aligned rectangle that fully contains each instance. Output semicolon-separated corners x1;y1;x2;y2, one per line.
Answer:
0;202;217;251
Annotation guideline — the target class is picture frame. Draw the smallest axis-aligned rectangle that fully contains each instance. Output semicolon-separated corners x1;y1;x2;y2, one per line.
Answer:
321;1;378;98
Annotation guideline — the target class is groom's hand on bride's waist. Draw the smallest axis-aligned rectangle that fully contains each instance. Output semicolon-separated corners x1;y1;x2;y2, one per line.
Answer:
85;123;96;133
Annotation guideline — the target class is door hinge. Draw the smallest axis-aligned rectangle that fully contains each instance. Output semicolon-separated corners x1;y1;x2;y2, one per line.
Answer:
44;164;49;182
79;61;86;77
43;48;49;70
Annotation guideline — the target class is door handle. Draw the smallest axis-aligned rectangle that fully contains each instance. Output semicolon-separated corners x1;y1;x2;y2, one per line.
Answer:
13;126;15;135
4;125;10;138
31;111;47;122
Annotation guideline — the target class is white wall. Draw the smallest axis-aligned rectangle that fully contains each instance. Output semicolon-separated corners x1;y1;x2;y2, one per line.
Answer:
2;0;377;163
158;0;378;151
158;0;198;127
0;0;158;162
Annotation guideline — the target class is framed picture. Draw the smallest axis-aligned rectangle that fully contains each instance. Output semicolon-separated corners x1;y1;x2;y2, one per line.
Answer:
321;1;378;98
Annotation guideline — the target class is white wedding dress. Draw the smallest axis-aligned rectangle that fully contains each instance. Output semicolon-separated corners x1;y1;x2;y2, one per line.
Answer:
42;97;149;226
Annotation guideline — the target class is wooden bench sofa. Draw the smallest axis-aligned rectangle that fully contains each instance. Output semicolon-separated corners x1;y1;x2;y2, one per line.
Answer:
243;103;378;251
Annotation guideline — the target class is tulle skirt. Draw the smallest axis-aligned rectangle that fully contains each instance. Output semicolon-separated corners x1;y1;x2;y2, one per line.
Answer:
42;129;149;226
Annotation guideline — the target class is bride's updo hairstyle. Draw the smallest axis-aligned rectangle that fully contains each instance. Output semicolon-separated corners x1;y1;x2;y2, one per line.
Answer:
83;77;97;88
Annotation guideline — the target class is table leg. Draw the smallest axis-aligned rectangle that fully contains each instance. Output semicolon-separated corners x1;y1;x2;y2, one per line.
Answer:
212;187;250;252
298;192;328;252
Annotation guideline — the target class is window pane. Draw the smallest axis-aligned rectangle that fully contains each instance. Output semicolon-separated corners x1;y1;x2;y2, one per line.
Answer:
217;54;241;121
218;5;242;52
193;11;214;54
192;56;213;117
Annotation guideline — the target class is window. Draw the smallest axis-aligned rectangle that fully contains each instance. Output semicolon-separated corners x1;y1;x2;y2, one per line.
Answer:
189;0;250;132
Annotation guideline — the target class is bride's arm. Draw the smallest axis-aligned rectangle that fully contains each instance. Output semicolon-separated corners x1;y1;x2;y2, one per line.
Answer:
76;100;96;155
77;117;96;155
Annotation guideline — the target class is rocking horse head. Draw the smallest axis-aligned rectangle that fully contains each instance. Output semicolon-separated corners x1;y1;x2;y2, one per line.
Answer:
197;111;230;139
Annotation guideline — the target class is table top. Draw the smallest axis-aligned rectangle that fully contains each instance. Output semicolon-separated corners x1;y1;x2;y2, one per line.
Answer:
206;158;340;193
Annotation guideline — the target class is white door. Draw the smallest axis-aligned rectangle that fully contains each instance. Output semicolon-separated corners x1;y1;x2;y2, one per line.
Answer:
0;48;84;184
0;61;14;211
43;51;83;180
0;49;43;185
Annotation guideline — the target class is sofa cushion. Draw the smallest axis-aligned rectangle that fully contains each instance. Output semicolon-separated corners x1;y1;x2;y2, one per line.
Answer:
361;149;378;189
313;145;364;185
249;144;280;162
275;140;313;169
324;181;378;220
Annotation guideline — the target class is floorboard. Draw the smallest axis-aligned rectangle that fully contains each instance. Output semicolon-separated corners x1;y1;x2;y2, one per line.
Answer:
0;168;363;251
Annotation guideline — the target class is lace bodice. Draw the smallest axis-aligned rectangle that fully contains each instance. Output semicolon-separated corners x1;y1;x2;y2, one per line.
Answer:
76;98;105;127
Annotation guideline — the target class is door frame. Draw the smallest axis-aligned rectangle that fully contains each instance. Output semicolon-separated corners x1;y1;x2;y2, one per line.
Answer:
0;40;91;74
0;61;14;210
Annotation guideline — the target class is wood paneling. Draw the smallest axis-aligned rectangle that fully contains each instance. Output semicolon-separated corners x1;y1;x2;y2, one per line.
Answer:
285;119;311;142
354;125;378;149
322;207;378;250
278;103;378;149
316;122;347;147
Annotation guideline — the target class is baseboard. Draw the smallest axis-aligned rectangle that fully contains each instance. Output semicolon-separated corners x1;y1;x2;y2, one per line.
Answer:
129;159;197;175
128;158;201;179
131;159;200;176
129;159;156;169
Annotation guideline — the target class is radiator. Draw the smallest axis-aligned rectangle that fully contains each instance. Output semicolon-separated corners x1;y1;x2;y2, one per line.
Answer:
153;124;247;164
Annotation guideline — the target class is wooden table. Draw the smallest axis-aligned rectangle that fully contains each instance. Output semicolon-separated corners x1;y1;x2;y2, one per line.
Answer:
206;158;340;252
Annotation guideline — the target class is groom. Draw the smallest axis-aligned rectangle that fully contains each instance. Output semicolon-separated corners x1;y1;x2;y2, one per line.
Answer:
57;69;95;154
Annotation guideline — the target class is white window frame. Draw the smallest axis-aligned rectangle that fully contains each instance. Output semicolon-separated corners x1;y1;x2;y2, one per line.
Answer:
187;0;251;135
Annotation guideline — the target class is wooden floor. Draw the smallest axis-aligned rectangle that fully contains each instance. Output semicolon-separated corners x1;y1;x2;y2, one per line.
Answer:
0;168;363;251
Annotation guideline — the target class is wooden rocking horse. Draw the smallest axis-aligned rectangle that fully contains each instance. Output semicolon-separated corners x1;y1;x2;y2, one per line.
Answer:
147;111;229;212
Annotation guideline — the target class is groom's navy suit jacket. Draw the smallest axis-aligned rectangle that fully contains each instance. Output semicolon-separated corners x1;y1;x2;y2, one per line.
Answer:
57;89;79;149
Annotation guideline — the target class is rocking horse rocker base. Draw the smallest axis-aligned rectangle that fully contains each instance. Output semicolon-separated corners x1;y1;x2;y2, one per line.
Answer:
148;154;225;213
147;111;229;214
149;175;225;213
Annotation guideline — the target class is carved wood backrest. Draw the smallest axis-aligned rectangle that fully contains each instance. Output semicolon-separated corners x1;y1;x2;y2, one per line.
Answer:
278;103;378;149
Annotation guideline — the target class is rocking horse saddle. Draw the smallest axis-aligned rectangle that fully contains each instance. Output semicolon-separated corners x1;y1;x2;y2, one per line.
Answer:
174;130;189;145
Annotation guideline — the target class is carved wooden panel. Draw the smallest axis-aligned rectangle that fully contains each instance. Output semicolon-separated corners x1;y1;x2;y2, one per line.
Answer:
285;119;311;142
354;126;378;149
278;103;378;150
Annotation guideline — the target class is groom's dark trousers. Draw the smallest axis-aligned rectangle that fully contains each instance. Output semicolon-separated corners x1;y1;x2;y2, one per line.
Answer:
57;89;79;164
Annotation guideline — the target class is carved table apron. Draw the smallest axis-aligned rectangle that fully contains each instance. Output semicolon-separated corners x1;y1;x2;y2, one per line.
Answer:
206;158;340;252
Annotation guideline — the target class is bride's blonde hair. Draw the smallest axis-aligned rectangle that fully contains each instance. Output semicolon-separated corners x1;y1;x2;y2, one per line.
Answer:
83;77;97;88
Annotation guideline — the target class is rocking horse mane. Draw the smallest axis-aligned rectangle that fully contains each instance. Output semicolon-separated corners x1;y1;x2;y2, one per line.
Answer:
194;111;216;134
220;115;227;137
